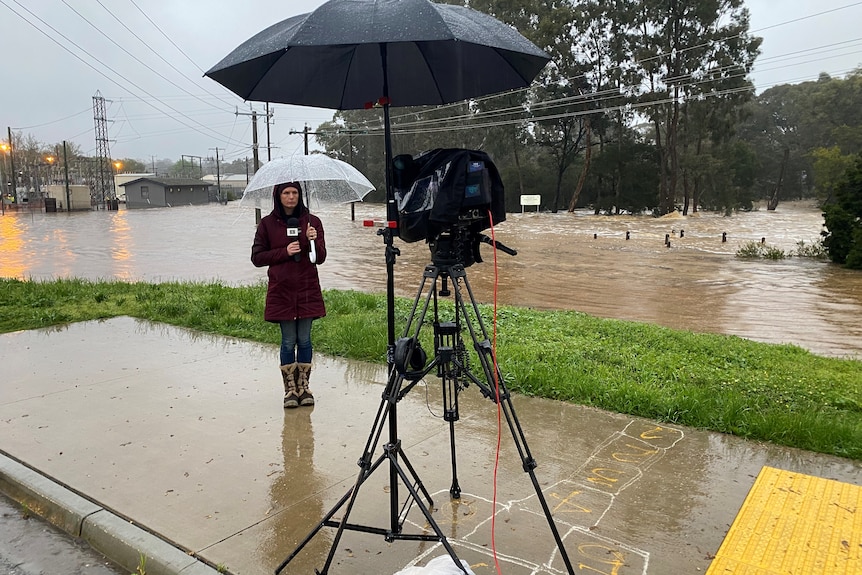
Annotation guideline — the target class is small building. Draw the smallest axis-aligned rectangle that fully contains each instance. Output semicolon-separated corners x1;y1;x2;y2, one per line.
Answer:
44;184;92;211
120;177;212;209
114;173;156;202
202;173;249;201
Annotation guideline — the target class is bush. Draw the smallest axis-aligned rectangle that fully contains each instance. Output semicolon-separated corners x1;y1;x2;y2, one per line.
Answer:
792;240;828;259
822;152;862;268
736;241;785;260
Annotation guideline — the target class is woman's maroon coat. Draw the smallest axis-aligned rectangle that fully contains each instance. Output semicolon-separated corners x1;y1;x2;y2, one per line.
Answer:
251;201;327;323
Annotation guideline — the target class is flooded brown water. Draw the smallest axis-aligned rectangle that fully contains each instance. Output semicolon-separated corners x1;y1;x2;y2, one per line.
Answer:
1;201;860;359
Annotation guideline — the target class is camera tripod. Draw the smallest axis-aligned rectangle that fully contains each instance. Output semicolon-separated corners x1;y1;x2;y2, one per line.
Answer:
276;240;575;575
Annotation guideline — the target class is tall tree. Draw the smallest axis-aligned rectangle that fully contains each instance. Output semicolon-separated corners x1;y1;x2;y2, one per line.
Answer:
633;0;759;214
470;0;582;212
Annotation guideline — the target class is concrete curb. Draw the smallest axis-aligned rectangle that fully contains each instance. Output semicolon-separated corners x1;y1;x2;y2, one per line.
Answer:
0;453;221;575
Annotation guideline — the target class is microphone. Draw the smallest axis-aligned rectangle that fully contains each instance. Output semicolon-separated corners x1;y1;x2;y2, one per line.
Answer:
286;217;301;261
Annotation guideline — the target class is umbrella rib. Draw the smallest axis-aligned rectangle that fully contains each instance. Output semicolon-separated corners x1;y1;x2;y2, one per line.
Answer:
415;41;447;104
338;46;361;109
241;49;289;101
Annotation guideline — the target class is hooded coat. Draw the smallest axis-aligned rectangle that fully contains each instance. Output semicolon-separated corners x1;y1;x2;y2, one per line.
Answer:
251;186;327;322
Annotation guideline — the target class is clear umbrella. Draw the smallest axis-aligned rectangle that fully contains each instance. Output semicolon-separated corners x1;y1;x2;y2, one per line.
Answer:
239;154;375;210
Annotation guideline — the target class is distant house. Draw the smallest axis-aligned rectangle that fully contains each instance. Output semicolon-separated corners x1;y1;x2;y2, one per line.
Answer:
114;173;156;202
202;173;250;201
120;177;212;209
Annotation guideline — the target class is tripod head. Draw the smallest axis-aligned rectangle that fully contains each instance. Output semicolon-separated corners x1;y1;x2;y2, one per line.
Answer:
428;219;517;269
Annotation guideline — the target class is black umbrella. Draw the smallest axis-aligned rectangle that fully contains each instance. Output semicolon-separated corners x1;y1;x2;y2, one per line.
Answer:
205;0;550;111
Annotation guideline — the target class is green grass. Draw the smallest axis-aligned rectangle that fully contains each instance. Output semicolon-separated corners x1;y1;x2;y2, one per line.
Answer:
2;277;860;460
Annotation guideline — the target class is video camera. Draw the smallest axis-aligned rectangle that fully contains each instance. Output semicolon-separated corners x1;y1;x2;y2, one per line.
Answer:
392;148;513;267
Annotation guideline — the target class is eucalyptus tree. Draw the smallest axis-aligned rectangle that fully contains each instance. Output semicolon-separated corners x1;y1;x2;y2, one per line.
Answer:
467;0;583;212
811;146;857;204
316;110;387;200
631;0;760;215
568;0;646;212
739;83;810;207
738;71;862;207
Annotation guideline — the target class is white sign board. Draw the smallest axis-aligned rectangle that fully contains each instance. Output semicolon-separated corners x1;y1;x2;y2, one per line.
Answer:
520;194;541;213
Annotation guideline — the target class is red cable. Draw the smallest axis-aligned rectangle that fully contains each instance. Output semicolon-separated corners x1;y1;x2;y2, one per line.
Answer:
487;209;503;575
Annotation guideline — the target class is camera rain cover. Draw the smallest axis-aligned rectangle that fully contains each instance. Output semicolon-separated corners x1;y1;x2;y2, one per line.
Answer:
394;149;506;243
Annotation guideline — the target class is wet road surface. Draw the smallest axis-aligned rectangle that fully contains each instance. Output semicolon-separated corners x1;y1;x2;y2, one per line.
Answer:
0;492;124;575
1;318;860;575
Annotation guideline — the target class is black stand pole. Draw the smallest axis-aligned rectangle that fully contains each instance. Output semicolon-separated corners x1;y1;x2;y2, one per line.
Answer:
276;246;575;575
274;249;466;573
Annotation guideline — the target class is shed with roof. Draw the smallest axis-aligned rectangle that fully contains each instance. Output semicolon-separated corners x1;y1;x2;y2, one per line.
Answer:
120;177;212;209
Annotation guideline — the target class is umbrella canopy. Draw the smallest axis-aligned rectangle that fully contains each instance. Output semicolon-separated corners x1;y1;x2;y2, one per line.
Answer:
239;154;375;210
205;0;550;110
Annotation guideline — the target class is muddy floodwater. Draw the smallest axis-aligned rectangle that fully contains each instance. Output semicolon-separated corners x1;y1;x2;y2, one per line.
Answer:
1;201;860;359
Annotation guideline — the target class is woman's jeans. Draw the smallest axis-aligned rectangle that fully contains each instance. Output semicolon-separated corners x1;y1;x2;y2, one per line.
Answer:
279;318;313;365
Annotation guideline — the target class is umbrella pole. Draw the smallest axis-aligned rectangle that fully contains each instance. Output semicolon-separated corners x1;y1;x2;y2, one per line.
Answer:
381;53;409;548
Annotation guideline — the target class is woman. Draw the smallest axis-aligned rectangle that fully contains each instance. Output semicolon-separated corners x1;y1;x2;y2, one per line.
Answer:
251;181;326;408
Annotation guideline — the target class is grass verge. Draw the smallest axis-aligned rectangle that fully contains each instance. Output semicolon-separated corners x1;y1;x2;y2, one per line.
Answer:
1;277;860;460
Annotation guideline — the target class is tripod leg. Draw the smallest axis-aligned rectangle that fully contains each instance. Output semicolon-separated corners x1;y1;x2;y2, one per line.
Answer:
387;442;467;574
496;390;575;574
436;320;462;499
277;264;471;575
274;486;354;574
448;272;576;575
447;419;461;499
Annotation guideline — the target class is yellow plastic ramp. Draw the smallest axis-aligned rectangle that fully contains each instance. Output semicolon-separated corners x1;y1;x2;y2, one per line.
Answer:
707;466;862;574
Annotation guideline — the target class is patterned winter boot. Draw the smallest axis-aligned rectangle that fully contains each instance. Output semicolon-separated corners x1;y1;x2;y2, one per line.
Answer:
280;363;299;408
296;362;315;406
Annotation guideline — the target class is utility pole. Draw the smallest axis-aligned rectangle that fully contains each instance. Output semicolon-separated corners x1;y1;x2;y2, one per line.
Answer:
208;148;222;203
63;141;71;212
181;155;203;178
8;126;17;204
236;106;270;172
289;124;315;156
265;103;272;161
289;125;366;157
0;136;8;214
237;105;269;222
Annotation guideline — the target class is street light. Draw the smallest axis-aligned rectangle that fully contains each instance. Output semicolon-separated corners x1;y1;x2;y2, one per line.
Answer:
45;155;56;189
0;142;8;214
0;142;9;210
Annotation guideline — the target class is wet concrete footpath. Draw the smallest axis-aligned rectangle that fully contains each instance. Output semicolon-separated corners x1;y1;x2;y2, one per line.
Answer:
1;317;860;575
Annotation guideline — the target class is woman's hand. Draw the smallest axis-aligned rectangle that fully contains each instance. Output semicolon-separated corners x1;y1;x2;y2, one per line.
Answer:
286;242;301;256
307;225;318;241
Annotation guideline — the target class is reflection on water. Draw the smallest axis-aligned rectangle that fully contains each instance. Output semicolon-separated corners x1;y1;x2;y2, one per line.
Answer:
0;215;26;278
1;202;860;359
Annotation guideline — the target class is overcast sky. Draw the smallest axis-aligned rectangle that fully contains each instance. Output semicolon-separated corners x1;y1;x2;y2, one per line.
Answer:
1;0;860;166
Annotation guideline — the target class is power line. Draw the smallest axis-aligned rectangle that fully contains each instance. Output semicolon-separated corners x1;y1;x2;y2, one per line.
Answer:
0;0;248;150
127;0;208;75
13;107;92;130
94;0;240;110
60;0;232;115
388;2;862;123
